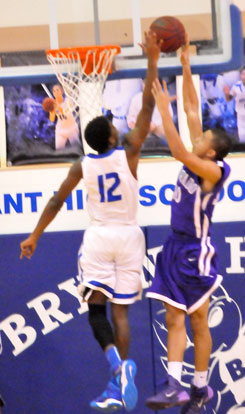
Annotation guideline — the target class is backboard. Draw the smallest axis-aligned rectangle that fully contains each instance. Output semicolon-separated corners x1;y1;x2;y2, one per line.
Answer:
111;0;244;78
0;0;243;85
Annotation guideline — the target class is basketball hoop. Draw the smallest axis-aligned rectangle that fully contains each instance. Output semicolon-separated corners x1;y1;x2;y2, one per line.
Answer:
46;45;121;153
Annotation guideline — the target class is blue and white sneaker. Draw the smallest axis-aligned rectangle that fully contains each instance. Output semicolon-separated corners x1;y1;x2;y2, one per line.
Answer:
145;374;190;410
181;384;214;414
90;380;123;412
120;360;138;412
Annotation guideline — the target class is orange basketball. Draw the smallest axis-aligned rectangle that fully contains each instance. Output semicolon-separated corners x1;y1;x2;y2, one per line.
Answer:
150;16;186;53
42;97;56;112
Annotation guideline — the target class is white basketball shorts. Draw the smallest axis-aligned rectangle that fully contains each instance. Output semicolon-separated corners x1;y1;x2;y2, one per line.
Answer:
77;224;145;304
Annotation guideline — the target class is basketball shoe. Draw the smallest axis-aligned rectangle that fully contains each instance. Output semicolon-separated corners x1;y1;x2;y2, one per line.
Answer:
145;374;190;410
181;384;214;414
90;380;123;412
120;360;138;411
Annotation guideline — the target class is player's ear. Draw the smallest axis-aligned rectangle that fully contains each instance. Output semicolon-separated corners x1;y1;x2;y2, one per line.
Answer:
108;135;117;147
207;147;216;159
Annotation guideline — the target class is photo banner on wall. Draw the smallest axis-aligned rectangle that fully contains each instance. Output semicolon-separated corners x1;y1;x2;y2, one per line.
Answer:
4;83;83;166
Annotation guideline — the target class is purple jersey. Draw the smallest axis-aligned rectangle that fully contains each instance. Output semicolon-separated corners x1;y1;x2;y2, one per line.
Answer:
171;160;230;239
146;160;231;313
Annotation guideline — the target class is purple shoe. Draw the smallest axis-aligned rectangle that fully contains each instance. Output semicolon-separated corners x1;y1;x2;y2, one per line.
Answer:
181;384;214;414
145;375;190;410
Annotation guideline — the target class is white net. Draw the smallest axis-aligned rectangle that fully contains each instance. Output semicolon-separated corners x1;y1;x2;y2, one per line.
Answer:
46;47;119;153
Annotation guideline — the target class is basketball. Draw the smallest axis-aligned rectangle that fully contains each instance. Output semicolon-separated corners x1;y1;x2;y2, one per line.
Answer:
42;97;56;112
150;16;186;53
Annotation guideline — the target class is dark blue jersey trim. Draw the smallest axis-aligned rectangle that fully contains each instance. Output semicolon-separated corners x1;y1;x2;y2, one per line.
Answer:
89;280;114;294
113;291;140;299
87;146;124;159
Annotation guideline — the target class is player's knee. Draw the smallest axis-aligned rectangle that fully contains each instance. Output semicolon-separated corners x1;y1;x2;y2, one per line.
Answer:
88;304;114;350
190;312;209;334
165;306;185;329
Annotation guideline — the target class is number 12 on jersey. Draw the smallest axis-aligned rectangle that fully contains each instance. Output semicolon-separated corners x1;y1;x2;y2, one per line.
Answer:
98;172;122;202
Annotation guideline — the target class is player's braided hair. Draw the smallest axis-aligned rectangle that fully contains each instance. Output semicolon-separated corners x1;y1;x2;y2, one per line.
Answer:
84;116;111;153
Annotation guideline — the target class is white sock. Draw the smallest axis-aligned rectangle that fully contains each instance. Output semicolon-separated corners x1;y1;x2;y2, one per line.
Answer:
168;361;182;382
193;371;208;388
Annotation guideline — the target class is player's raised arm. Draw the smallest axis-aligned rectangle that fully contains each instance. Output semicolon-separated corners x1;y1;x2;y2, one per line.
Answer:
123;30;160;175
134;31;160;138
152;79;222;185
20;160;83;259
180;34;203;143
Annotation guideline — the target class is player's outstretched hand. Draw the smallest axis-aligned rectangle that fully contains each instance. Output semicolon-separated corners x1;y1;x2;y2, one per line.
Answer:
139;30;161;63
180;33;190;67
152;79;171;114
20;235;37;259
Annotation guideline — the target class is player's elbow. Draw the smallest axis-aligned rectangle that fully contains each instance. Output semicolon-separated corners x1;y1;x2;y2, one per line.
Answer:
49;195;63;213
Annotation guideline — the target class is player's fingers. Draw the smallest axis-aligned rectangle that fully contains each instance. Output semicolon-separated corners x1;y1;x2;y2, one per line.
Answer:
150;30;157;41
158;39;164;48
151;81;157;96
185;32;190;47
146;29;155;38
157;78;163;90
20;252;31;259
153;79;163;99
151;80;158;97
138;42;145;52
170;95;177;102
162;80;168;93
144;30;150;42
20;245;32;259
153;78;160;93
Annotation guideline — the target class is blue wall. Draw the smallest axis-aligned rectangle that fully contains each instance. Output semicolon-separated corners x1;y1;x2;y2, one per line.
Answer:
0;223;245;413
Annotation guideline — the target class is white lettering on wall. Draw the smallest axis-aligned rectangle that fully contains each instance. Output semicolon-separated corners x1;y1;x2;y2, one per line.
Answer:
27;292;73;335
225;237;245;274
0;314;37;356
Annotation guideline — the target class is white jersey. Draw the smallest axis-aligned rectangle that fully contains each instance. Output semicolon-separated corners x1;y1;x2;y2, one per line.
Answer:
230;81;245;116
82;146;138;225
56;99;77;129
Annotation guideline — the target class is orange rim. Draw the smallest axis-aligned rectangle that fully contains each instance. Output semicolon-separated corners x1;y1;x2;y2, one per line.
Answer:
46;45;120;75
46;45;121;59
